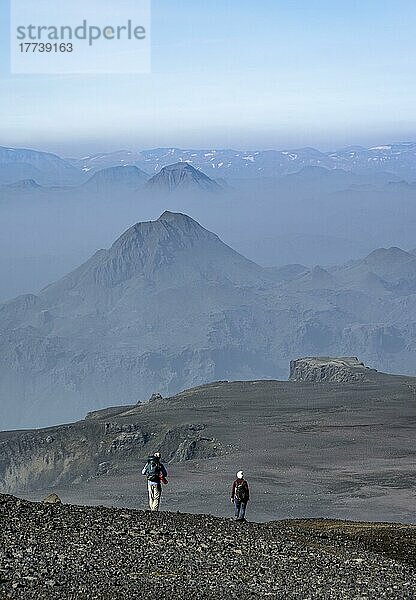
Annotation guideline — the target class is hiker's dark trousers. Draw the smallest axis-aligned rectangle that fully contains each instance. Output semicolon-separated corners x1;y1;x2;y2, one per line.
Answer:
234;498;247;520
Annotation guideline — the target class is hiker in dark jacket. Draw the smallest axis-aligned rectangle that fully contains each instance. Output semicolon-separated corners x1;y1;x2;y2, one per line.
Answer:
142;451;168;511
231;470;250;521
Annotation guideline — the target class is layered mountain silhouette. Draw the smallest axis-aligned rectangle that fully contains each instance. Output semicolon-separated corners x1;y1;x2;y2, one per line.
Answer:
146;162;221;192
3;142;416;187
74;142;416;179
0;146;82;185
82;165;149;192
1;212;416;429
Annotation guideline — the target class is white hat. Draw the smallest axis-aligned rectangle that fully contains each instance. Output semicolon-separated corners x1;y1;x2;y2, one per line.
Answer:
237;470;244;479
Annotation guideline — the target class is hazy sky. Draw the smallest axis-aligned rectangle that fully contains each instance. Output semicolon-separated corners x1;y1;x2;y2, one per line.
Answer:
1;0;416;155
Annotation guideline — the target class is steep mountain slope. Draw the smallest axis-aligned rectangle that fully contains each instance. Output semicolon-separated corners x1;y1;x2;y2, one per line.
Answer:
0;212;271;428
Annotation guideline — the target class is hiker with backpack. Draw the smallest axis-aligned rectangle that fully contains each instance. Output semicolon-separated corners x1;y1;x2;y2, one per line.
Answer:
230;470;250;521
142;451;168;511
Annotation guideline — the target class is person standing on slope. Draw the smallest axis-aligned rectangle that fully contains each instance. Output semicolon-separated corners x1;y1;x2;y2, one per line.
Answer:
142;451;168;511
231;470;250;521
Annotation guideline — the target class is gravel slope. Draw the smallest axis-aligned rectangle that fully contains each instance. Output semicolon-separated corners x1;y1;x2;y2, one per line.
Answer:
1;495;415;599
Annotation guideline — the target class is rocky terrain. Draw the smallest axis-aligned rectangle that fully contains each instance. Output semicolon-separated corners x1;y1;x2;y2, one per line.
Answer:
289;357;378;383
0;494;415;599
1;365;416;524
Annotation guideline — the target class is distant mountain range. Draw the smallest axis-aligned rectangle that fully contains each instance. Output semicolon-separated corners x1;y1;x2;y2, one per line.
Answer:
0;148;225;194
72;143;416;180
0;146;81;186
2;142;416;187
1;211;416;430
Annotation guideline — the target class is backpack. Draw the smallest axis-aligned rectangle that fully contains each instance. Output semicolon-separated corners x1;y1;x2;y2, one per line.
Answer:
235;480;248;502
147;456;161;482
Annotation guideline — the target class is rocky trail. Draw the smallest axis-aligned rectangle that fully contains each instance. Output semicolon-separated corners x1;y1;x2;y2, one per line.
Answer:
1;494;415;599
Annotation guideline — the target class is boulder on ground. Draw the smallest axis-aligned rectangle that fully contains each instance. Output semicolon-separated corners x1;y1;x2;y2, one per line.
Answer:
42;493;62;504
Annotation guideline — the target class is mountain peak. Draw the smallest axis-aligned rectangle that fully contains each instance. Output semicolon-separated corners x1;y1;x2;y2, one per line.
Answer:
146;162;220;193
37;211;263;295
160;162;196;172
157;210;189;221
114;211;209;245
364;247;413;268
84;165;148;190
156;210;203;227
66;210;265;288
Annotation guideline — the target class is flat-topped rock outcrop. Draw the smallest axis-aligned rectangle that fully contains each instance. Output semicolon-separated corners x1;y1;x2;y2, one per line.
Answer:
289;356;378;383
